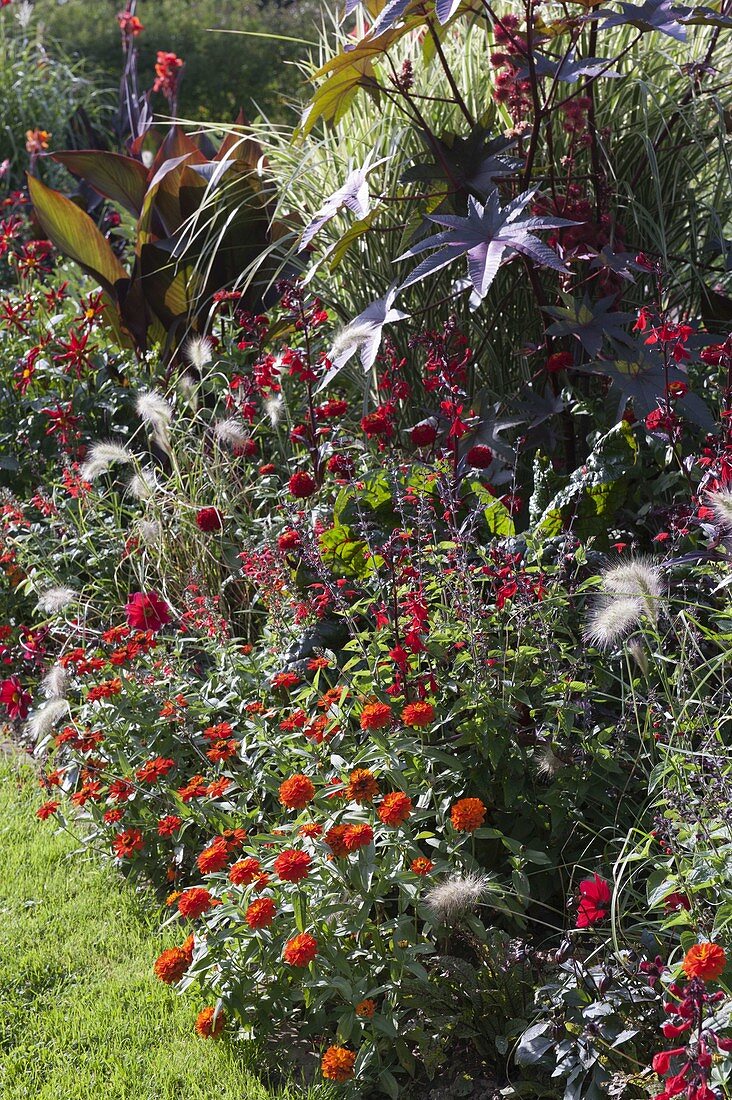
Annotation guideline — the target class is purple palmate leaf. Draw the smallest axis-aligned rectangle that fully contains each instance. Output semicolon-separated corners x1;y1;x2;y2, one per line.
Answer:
395;190;577;301
299;156;388;252
317;285;409;392
518;49;621;83
592;0;690;40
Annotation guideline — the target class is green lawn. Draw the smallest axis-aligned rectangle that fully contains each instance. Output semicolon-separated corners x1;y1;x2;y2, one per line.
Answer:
0;758;319;1100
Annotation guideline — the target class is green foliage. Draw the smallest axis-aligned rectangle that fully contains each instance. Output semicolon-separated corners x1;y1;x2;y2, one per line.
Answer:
33;0;317;123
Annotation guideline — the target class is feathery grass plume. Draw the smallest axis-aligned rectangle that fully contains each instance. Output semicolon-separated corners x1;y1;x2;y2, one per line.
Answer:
127;468;160;501
600;558;663;602
138;519;162;547
213;418;250;448
535;745;565;780
183;335;214;372
627;636;649;677
425;871;491;924
328;321;378;364
708;488;732;531
36;586;77;614
584;596;645;649
42;664;68;699
136;390;173;429
79;442;134;482
264;396;284;427
26;698;69;741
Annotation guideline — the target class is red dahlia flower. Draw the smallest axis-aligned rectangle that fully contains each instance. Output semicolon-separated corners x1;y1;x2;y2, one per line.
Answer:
288;471;317;498
465;444;493;468
195;507;223;532
576;874;611;927
124;591;171;633
0;675;31;720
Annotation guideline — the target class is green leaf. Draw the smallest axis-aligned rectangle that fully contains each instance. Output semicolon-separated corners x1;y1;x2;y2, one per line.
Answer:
28;173;128;300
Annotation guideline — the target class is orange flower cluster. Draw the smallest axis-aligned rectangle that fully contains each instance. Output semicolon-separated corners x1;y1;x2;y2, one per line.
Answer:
378;791;412;826
230;856;262;885
346;768;379;803
178;887;215;919
153;935;194;984
274;849;311;882
401;701;435;728
245;897;277;929
359;702;392;730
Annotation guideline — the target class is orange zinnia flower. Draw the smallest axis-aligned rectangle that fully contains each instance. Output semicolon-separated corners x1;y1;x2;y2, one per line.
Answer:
245;897;276;929
178;887;215;919
279;773;316;810
346;768;379;803
283;932;318;967
273;849;311;883
324;824;350;858
153;946;189;984
378;792;412;826
450;797;486;832
229;857;262;885
321;1045;356;1082
683;942;727;982
401;701;435;728
411;856;434;875
359;702;392;731
343;823;374;852
195;1006;225;1038
196;837;229;874
355;998;376;1018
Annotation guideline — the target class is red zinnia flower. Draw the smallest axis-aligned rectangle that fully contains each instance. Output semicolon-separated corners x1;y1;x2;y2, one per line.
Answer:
178;887;215;919
112;828;144;859
378;792;412;826
245;897;276;929
576;874;611;928
411;856;433;875
197;837;230;875
230;857;262;885
279;773;316;810
36;799;59;820
343;823;373;852
359;702;392;731
195;1006;225;1038
283;932;318;967
273;849;311;882
154;946;189;984
124;591;171;633
195;507;223;532
157;815;182;837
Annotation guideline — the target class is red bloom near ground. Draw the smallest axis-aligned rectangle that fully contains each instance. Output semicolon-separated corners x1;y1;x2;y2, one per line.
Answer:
195;1006;225;1038
36;799;59;820
450;797;486;832
378;791;412;826
124;591;171;633
153;946;190;984
575;874;611;927
273;849;311;882
178;887;215;919
245;897;276;929
283;933;318;967
683;943;727;981
279;773;315;809
195;507;223;532
321;1045;356;1082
